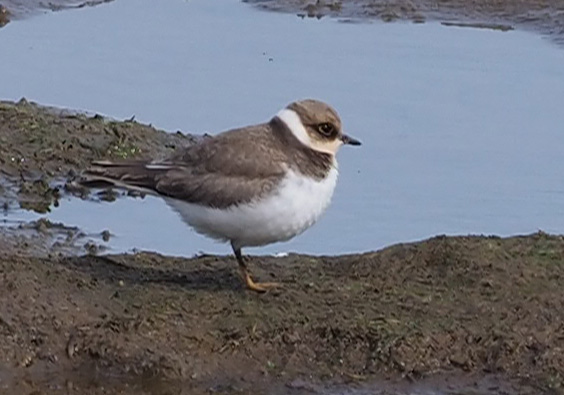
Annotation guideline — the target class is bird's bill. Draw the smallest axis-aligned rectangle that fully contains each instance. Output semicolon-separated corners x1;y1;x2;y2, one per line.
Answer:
341;134;362;146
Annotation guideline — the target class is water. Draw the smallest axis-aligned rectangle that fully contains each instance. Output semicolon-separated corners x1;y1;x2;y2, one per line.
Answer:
1;0;564;256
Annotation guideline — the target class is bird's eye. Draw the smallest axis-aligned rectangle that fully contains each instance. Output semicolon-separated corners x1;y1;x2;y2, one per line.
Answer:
317;123;335;137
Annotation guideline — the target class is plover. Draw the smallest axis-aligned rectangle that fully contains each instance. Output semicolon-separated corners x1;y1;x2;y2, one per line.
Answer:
82;99;361;292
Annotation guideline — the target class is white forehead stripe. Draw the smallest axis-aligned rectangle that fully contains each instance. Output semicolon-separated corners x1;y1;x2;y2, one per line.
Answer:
276;108;311;147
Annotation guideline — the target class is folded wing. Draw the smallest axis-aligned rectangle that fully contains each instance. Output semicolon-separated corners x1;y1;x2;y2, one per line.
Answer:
82;125;287;209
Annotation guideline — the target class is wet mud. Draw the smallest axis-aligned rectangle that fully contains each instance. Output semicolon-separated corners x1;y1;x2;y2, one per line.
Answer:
246;0;564;43
0;0;115;27
0;101;563;393
0;99;199;213
1;230;563;393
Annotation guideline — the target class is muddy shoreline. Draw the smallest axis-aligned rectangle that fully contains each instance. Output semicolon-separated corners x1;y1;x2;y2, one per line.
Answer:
2;233;564;394
0;0;115;26
245;0;564;44
2;232;563;393
0;99;199;213
1;0;564;44
0;100;563;393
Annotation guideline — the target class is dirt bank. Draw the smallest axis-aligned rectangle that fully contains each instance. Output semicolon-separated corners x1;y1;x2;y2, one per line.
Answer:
247;0;564;43
0;99;199;213
1;231;563;393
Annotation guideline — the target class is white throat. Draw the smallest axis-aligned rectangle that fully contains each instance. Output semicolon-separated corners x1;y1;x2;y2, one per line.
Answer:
276;108;312;147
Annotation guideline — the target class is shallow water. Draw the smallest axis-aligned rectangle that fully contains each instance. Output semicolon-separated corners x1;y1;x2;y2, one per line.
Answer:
1;0;564;256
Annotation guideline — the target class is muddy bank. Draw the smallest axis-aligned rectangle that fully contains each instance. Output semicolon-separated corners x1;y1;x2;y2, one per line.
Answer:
0;0;115;27
1;232;563;393
0;99;200;213
246;0;564;43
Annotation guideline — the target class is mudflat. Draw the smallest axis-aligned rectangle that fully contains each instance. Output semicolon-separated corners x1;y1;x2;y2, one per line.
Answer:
0;0;114;25
1;100;563;393
247;0;564;43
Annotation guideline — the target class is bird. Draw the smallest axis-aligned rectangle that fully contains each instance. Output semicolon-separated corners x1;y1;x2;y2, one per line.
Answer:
81;99;361;292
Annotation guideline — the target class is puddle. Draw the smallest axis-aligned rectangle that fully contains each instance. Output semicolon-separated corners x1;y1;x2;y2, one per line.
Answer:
1;0;564;259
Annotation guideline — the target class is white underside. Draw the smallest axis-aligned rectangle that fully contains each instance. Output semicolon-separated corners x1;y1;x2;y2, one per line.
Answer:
165;167;338;250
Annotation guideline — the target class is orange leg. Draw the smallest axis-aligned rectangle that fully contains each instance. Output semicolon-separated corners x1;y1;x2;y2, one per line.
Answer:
233;246;280;293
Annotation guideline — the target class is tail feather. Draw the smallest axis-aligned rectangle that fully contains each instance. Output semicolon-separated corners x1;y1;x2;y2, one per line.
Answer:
80;160;168;194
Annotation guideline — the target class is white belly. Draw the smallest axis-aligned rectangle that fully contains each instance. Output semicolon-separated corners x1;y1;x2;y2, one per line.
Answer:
165;167;339;249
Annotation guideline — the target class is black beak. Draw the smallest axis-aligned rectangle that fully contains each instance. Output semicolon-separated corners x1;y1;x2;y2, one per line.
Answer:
341;134;362;146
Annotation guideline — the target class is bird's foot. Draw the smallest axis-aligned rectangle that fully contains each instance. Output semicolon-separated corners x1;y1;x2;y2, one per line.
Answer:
241;270;280;293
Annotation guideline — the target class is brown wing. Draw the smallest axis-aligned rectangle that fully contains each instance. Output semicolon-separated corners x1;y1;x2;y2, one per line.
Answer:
83;124;288;208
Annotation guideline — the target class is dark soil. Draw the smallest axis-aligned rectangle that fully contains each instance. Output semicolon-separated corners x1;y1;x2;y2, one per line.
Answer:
0;99;199;213
1;232;563;393
0;100;563;393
